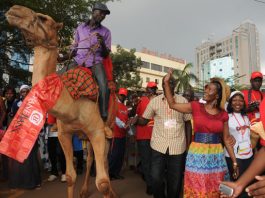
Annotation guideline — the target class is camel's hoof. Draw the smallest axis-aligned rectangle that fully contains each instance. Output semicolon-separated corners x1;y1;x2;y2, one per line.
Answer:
80;189;91;198
109;188;119;198
97;179;110;195
66;174;74;187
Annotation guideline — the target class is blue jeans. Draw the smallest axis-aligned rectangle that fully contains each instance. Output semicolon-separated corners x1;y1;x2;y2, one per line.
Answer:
151;149;185;198
137;140;152;187
91;63;109;120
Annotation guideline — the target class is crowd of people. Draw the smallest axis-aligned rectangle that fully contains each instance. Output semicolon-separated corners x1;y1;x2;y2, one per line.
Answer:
1;70;265;197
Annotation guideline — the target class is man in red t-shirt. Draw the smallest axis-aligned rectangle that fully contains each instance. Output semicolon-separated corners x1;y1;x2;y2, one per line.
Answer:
242;71;265;149
108;88;129;180
134;82;158;195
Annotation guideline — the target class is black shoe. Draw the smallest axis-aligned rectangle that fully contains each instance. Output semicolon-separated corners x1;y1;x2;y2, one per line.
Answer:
102;116;108;122
146;186;153;195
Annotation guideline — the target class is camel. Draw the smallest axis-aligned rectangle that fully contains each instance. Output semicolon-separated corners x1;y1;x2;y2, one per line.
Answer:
5;5;116;198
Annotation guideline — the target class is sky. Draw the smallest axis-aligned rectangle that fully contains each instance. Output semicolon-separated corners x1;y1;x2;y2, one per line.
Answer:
103;0;265;72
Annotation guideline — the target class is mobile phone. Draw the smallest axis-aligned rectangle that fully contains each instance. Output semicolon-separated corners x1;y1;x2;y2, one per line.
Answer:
219;183;234;196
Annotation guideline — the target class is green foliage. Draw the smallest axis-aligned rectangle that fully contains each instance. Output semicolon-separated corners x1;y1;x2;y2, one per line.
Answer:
0;0;112;88
110;45;142;90
172;63;198;93
224;75;249;91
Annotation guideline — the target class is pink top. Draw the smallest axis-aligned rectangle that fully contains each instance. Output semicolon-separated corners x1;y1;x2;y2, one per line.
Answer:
191;101;228;134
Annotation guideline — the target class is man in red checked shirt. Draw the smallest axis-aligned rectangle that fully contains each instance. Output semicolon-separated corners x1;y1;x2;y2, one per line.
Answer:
108;88;129;180
134;82;158;195
241;71;265;150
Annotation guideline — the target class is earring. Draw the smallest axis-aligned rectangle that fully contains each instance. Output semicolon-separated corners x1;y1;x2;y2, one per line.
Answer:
213;99;217;107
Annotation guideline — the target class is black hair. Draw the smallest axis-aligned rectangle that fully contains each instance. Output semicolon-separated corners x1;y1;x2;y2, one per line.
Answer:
3;86;16;97
226;93;247;115
211;80;222;109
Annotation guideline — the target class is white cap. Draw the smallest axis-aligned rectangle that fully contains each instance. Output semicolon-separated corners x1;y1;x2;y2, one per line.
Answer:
19;84;30;92
229;91;244;99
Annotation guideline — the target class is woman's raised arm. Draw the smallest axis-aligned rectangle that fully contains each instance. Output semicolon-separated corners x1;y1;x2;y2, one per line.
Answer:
163;70;192;113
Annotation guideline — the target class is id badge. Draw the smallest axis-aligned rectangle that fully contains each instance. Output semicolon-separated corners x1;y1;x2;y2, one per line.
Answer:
164;119;177;129
255;112;260;119
238;141;251;155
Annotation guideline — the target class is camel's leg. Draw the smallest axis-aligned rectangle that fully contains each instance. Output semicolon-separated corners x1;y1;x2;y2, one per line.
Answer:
80;141;94;198
104;139;110;172
86;128;110;197
104;139;119;198
57;123;76;198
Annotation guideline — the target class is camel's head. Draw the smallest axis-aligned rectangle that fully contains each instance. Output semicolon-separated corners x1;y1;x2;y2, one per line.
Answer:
5;5;63;48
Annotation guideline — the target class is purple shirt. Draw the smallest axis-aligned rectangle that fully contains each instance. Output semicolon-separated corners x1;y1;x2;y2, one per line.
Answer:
72;23;111;67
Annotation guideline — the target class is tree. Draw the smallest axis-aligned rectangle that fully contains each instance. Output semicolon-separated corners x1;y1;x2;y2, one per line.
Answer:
0;0;112;88
110;45;142;90
172;63;199;93
224;74;249;91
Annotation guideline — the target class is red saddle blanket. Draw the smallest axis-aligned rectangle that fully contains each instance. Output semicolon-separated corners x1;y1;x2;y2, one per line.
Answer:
61;66;98;101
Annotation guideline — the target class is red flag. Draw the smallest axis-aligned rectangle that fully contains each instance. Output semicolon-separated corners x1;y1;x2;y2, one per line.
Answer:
103;56;113;81
0;74;63;162
259;99;265;146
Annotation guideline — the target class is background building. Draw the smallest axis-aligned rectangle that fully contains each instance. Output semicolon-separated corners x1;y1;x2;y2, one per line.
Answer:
195;20;260;86
202;56;234;85
112;46;186;91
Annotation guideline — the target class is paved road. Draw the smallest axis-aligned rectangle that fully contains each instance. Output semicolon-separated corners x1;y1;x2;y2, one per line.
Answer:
0;169;151;198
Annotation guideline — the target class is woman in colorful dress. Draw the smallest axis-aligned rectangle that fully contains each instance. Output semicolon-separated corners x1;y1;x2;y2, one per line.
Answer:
163;70;237;197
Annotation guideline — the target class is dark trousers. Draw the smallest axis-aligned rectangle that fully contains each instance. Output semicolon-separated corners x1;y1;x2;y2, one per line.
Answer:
74;150;84;171
0;155;8;180
137;140;152;187
48;137;66;175
226;156;254;198
151;149;185;198
91;63;109;120
108;137;126;176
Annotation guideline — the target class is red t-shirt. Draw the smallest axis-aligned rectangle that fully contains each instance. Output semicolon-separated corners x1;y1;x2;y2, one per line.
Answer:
191;101;228;133
136;96;153;140
259;99;265;146
113;101;128;138
47;114;56;124
242;89;265;121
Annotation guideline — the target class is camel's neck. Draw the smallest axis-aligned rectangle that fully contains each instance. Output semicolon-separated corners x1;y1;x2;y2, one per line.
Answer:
32;46;58;86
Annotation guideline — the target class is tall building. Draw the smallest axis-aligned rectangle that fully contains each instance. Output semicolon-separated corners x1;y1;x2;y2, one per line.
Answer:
112;46;186;91
202;56;234;85
195;20;260;86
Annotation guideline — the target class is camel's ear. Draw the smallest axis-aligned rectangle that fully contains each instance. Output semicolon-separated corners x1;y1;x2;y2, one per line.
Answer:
55;22;63;31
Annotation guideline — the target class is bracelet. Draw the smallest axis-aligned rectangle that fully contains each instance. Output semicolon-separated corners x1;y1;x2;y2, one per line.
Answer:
233;162;238;167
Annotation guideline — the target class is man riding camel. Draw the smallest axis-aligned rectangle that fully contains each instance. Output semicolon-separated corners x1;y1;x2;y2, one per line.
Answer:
59;2;112;121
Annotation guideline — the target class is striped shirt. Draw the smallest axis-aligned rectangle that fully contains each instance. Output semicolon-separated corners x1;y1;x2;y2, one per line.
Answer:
143;94;192;155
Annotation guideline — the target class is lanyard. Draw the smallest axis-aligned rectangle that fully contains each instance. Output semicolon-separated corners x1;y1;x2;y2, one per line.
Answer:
232;113;248;139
